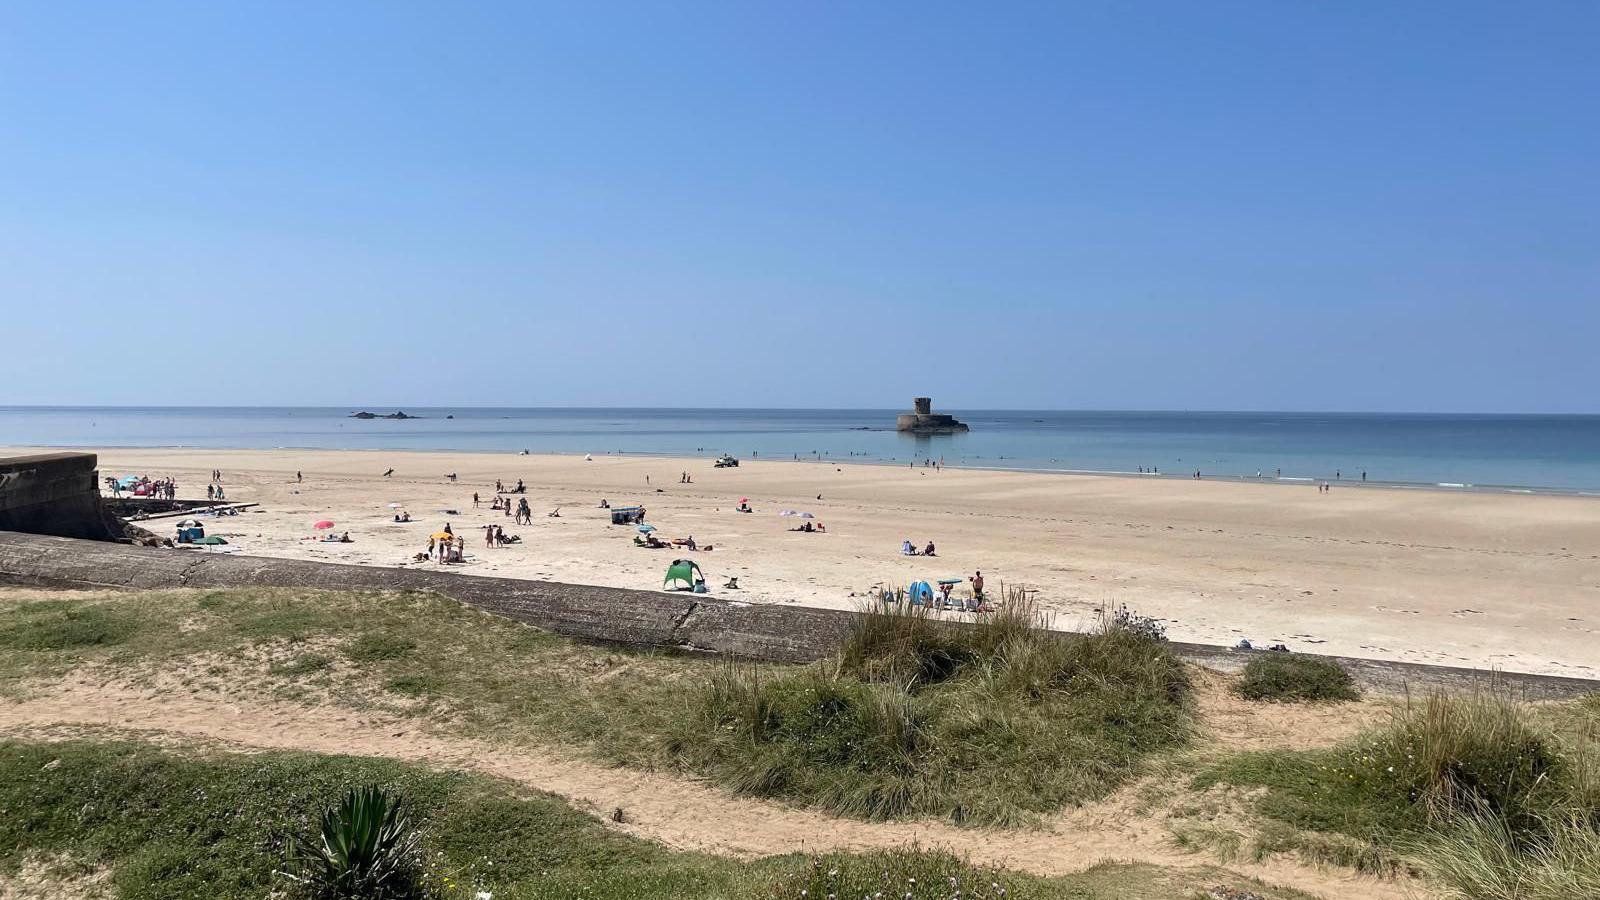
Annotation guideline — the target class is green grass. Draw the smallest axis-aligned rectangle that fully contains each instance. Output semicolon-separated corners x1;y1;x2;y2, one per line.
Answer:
1196;689;1600;886
270;652;336;678
0;737;1315;900
1406;811;1600;899
0;587;1192;828
0;587;703;768
666;595;1193;825
1232;655;1360;703
344;632;417;663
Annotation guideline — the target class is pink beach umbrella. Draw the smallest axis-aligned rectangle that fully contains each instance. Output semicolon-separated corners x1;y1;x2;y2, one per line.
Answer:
313;520;335;530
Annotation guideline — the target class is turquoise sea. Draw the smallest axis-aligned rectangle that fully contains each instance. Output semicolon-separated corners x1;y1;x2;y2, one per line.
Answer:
3;407;1599;493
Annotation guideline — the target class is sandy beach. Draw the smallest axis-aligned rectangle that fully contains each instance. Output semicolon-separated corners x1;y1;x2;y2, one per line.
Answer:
20;446;1600;679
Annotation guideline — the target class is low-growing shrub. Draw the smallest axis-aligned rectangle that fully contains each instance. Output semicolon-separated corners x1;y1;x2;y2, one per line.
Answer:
1234;655;1359;703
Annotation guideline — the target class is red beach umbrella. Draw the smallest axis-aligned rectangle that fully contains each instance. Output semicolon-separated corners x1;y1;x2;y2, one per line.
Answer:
313;520;335;530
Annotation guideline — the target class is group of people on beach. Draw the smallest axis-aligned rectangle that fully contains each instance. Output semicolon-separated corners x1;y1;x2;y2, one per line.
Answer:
425;524;466;563
479;493;533;523
483;524;520;547
106;475;178;499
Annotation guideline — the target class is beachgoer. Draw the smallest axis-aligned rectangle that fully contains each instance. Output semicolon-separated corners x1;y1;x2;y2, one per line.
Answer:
206;484;215;500
473;492;480;508
971;570;984;599
924;541;936;557
902;539;915;556
444;522;453;535
383;468;394;477
296;471;302;483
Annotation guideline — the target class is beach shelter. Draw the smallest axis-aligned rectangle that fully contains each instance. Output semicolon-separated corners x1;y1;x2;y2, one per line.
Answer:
907;581;934;606
191;536;228;546
430;531;454;542
637;524;656;533
664;559;704;591
314;520;335;530
116;476;140;489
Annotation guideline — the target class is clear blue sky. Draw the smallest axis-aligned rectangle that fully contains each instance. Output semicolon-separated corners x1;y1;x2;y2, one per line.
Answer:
2;2;1595;411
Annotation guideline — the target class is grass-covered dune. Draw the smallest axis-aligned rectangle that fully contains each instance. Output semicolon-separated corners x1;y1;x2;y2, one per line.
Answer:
0;738;1311;900
667;598;1192;825
5;585;1600;899
0;586;1193;827
1198;690;1600;898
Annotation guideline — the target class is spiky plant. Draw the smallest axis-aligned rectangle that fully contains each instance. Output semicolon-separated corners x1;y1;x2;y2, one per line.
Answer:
281;786;425;899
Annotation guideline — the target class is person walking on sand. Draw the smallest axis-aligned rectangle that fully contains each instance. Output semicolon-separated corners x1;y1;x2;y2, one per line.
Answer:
473;492;480;508
383;468;394;478
296;471;302;483
971;570;985;601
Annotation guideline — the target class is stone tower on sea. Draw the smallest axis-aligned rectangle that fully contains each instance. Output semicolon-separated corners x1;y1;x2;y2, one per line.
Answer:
896;397;969;434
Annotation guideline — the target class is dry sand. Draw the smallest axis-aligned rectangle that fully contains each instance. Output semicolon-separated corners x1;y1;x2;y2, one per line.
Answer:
25;446;1600;678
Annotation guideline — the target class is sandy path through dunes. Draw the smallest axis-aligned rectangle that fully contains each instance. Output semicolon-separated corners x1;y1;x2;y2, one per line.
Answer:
23;446;1600;678
0;677;1420;900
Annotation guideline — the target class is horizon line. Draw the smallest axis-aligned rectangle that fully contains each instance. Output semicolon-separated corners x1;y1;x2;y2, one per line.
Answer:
3;404;1599;417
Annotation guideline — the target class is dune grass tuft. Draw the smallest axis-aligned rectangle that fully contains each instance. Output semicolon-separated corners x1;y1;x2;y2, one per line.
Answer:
1233;655;1359;704
669;589;1192;825
1200;688;1600;892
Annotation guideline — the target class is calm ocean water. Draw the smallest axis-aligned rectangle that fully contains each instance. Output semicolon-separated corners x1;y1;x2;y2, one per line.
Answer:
3;407;1599;493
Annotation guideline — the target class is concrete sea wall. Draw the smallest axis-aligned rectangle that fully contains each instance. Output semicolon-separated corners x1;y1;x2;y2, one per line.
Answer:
0;531;1595;698
0;454;122;541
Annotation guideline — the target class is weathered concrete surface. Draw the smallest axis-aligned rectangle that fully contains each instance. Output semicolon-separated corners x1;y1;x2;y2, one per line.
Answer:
0;531;1596;697
0;454;122;541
